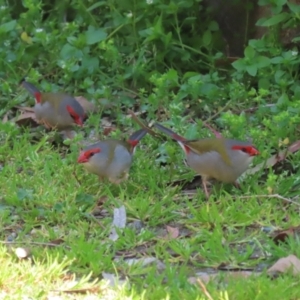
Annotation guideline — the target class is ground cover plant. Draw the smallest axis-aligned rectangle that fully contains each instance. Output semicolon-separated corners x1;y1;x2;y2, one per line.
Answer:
1;0;300;298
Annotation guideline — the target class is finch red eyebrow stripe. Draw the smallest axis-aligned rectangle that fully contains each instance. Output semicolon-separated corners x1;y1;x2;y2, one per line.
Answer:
84;148;101;158
34;92;41;104
231;145;259;156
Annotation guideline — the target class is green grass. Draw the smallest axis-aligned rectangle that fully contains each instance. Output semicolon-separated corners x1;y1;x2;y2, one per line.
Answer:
0;120;300;299
1;0;300;298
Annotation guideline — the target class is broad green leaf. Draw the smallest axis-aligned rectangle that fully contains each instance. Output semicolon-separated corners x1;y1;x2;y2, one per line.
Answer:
246;65;257;76
292;85;300;99
85;26;107;45
271;56;283;64
256;56;271;68
209;21;219;31
178;1;193;8
82;56;100;74
199;83;218;96
182;17;197;25
87;1;106;11
244;46;255;59
183;72;200;80
249;39;268;51
202;30;212;47
274;70;285;84
287;1;300;13
258;78;270;89
277;93;289;105
232;59;247;71
0;20;16;33
259;12;289;26
60;44;83;59
292;37;300;42
164;32;172;47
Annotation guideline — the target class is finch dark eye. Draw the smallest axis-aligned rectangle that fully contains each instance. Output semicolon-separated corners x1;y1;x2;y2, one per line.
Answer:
241;147;248;153
83;148;101;160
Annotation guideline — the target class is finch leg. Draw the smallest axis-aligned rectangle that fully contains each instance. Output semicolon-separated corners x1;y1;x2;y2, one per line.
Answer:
202;176;210;199
233;181;240;189
109;172;129;184
41;119;53;129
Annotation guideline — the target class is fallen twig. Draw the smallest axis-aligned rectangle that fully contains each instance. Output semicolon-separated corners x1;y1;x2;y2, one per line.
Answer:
0;241;70;248
128;109;162;138
197;278;214;300
237;194;300;207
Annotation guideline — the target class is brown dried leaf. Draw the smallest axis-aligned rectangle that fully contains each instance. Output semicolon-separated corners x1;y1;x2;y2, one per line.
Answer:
75;96;97;114
288;140;300;153
166;225;180;239
188;271;256;285
188;274;214;285
246;139;300;176
267;255;300;275
203;122;223;138
2;112;9;123
97;196;109;206
15;106;34;113
103;127;117;136
13;112;38;126
272;228;295;245
100;117;113;128
49;238;65;245
245;151;287;176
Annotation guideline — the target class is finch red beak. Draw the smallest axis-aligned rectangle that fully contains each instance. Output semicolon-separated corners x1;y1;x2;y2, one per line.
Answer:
77;152;88;163
76;118;84;127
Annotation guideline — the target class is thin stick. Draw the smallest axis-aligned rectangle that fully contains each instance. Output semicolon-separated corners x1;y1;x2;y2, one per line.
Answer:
175;191;300;207
72;164;81;186
204;100;232;123
197;278;214;300
236;194;300;207
127;109;162;138
0;241;69;248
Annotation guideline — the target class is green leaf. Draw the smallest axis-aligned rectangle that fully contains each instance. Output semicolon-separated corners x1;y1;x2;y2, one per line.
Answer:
292;37;300;42
232;59;246;71
287;1;300;14
85;26;107;45
246;65;257;76
208;21;219;31
199;83;218;97
202;30;212;47
271;56;283;64
244;46;255;59
164;32;172;47
249;39;267;50
277;93;289;105
256;56;271;68
17;188;33;201
60;44;83;59
259;12;289;26
183;17;197;24
87;1;106;11
292;85;300;99
82;56;100;73
274;70;285;83
0;20;16;33
183;72;200;80
258;78;270;89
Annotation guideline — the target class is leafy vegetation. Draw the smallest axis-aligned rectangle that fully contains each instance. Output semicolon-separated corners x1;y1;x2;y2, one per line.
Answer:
1;0;300;298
